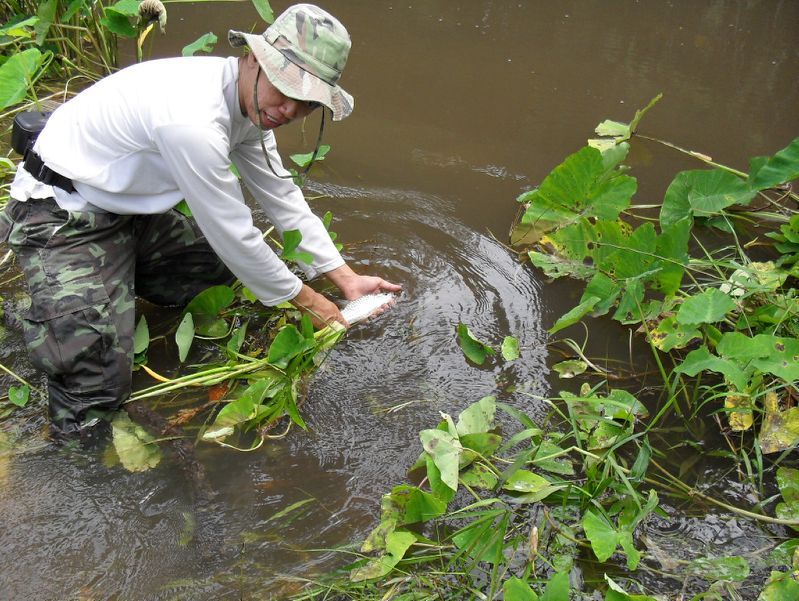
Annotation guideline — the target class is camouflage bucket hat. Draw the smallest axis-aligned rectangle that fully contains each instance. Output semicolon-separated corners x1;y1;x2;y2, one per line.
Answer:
229;3;354;121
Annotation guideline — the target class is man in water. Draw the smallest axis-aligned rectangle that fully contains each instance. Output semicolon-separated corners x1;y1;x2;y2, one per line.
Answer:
0;3;400;437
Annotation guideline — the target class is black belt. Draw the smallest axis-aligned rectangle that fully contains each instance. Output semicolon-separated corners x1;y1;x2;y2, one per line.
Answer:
23;148;75;193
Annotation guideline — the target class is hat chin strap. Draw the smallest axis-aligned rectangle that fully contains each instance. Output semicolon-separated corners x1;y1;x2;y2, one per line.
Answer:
254;66;326;185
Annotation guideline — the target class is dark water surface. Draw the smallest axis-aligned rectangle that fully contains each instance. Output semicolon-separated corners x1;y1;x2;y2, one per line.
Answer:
1;1;798;598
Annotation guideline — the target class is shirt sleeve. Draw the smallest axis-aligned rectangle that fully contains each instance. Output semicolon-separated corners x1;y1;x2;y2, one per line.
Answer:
152;122;304;306
232;131;345;281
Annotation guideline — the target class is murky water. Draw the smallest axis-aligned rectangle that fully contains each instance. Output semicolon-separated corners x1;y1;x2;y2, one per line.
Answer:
1;1;798;598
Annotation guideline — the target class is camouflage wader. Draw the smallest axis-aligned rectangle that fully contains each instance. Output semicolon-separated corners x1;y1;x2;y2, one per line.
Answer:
0;197;232;434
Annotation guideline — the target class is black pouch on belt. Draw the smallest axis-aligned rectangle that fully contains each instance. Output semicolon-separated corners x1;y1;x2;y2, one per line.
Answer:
12;111;75;193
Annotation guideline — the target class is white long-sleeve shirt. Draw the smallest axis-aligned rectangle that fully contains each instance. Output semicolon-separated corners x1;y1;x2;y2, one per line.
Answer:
9;56;344;305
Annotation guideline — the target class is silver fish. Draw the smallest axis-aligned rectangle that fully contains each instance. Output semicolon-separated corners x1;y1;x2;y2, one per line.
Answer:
341;293;396;325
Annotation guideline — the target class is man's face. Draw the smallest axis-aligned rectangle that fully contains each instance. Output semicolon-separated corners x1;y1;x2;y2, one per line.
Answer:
242;54;318;129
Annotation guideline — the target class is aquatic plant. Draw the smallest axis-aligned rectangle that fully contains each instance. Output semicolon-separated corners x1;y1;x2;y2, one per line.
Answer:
510;95;799;456
286;390;798;599
279;101;799;600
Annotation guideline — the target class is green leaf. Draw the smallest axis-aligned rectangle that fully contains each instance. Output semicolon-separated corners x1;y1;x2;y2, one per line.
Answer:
777;467;799;503
549;296;599;334
8;385;30;408
502;469;550;493
0;48;43;110
456;323;495;365
61;0;87;22
184;285;235;317
280;229;315;265
676;288;737;325
716;331;773;360
388;485;447;525
175;313;194;362
604;575;659;601
687;555;750;582
0;16;38;37
540;571;570;601
532;440;575;475
110;0;142;16
653;217;691;294
674;346;748;391
582;509;619;562
133;315;149;354
350;529;415;582
750;137;799;190
687;169;757;215
112;412;162;472
202;377;284;442
267;324;312;368
758;571;799;601
719;333;799;382
34;0;57;45
456;396;496;436
594;120;629;138
290;144;331;168
501;336;520;361
420;429;462;491
649;317;702;353
582;272;621;316
552;359;588;378
251;0;275;23
173;199;192;217
527;250;596;280
459;463;499;490
425;453;457;503
768;539;799;567
521;146;633;233
182;32;218;57
452;510;507;564
503;576;539;601
612;279;645;324
100;11;137;37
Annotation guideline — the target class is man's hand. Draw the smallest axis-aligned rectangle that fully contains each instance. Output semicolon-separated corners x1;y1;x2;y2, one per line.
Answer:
290;284;348;328
325;264;402;300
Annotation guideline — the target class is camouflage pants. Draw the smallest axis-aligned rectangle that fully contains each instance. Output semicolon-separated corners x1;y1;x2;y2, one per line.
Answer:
0;197;232;434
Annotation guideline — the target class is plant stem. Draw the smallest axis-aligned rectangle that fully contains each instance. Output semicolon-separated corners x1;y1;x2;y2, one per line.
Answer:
650;458;799;525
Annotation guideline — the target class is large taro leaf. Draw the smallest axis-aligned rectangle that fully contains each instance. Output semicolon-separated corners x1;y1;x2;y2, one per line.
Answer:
591;221;657;281
528;250;596;280
674;345;749;392
676;287;737;325
519;146;635;240
0;48;43;110
184;285;235;337
718;333;799;382
581;272;621;316
652;217;691;295
750;137;799;191
660;169;756;228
